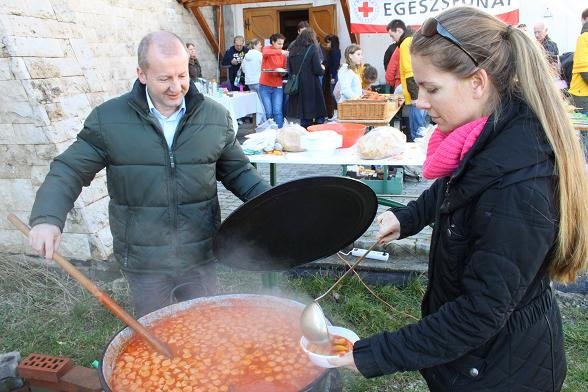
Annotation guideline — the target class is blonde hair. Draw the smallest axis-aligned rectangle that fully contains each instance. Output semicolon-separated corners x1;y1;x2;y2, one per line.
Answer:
344;44;362;72
248;38;261;50
412;7;588;283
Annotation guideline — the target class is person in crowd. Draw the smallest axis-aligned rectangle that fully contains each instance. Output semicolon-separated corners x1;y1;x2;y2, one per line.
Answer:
259;33;288;128
385;43;401;90
516;23;528;33
361;64;378;90
323;34;341;119
336;44;363;102
330;7;588;391
383;42;398;71
534;21;559;69
27;31;270;317
569;8;588;112
387;19;427;141
222;35;248;91
286;28;326;128
186;42;202;82
241;38;263;94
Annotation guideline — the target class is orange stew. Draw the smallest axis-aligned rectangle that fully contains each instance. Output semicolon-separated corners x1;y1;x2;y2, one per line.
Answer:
307;335;353;356
111;299;323;392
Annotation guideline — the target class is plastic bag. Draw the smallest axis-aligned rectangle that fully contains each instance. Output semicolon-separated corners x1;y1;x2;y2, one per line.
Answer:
242;129;277;155
256;118;278;133
356;126;406;159
277;123;308;152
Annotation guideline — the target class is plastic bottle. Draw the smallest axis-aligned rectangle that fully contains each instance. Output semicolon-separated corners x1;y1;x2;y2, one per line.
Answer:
211;79;217;95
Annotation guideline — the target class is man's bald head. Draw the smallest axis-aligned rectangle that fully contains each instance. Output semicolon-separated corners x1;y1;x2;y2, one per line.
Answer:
138;31;188;69
533;22;548;42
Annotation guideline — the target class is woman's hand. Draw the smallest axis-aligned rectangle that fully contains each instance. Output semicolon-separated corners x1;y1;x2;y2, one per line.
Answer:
376;211;401;244
327;350;359;371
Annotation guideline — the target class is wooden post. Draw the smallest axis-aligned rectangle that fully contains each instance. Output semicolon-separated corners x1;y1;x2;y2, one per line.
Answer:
339;0;360;44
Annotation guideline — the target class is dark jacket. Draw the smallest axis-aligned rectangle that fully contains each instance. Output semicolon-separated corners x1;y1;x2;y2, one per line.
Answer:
353;98;566;391
541;36;559;66
30;80;270;273
222;46;247;87
286;44;326;121
188;57;202;81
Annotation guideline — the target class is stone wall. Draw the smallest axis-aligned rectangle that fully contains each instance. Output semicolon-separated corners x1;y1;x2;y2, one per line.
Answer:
0;0;216;261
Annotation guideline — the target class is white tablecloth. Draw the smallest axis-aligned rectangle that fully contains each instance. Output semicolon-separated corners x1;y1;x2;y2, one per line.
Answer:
248;143;425;166
205;91;265;131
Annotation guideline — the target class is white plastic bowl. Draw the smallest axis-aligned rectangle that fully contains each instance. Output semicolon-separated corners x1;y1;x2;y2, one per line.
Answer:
300;326;360;368
299;131;342;156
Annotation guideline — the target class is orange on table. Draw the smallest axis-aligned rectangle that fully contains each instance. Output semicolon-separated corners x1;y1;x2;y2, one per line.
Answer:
110;300;324;391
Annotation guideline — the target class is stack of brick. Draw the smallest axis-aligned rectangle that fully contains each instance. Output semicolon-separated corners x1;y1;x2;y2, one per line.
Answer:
17;353;101;392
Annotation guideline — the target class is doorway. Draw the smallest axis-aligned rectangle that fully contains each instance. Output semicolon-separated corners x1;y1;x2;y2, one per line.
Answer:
279;10;308;48
243;4;336;48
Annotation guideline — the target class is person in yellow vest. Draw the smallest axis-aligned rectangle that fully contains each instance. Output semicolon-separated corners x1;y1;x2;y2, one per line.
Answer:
570;8;588;113
387;19;427;141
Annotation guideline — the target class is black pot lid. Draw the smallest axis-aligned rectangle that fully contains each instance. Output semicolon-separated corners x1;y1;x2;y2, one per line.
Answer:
213;176;377;271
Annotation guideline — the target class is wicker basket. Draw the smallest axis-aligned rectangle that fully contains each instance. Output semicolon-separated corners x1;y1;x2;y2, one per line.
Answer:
338;96;400;121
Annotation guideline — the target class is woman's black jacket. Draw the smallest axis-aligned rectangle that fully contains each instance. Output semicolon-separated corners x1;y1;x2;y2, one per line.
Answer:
353;98;567;391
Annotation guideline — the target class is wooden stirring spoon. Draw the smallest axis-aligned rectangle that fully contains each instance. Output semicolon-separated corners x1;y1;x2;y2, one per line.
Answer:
7;213;174;359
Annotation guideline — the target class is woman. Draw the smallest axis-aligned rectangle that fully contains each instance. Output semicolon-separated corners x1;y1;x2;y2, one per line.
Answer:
286;28;326;128
259;33;288;128
323;34;341;118
331;7;588;391
336;45;363;102
186;42;202;82
241;38;263;93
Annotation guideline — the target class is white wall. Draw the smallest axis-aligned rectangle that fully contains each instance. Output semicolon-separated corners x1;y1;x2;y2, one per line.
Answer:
519;0;586;54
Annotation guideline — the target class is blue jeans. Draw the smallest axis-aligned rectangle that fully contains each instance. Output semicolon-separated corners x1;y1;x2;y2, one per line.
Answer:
408;104;427;140
259;84;284;128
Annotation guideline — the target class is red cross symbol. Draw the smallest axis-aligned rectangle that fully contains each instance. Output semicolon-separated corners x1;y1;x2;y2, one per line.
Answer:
357;1;374;18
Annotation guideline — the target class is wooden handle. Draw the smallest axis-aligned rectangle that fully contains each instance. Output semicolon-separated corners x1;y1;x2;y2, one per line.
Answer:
7;213;174;358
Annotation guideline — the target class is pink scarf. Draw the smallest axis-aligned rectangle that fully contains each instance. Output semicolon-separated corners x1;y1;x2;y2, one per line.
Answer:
423;117;488;179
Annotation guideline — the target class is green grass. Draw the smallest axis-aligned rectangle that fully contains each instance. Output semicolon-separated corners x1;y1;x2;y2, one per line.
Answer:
0;259;586;391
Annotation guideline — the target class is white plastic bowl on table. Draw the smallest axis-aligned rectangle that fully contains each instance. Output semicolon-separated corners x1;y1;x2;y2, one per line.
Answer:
299;130;343;156
300;326;360;368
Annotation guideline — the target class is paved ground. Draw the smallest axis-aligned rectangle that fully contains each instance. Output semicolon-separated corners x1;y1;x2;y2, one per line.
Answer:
216;122;434;283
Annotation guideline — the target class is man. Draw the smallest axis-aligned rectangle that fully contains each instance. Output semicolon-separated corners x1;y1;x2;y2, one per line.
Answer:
222;35;248;91
186;42;202;82
387;19;426;141
534;22;559;69
570;8;588;112
28;31;270;317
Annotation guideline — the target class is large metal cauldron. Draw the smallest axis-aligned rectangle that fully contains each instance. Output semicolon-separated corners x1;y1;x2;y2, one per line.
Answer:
99;294;332;392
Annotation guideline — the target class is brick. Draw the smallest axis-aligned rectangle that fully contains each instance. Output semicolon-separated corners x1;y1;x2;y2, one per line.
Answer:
24;57;83;79
2;0;54;19
0;179;35;211
12;123;48;144
17;353;74;383
5;36;65;58
0;58;13;80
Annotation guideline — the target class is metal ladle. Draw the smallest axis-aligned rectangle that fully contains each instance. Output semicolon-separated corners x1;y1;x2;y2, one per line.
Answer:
300;242;379;344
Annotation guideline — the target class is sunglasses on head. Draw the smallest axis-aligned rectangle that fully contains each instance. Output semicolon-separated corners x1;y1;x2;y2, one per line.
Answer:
421;17;479;66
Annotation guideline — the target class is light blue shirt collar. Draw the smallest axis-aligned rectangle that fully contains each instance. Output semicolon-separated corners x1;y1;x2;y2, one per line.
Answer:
145;88;186;148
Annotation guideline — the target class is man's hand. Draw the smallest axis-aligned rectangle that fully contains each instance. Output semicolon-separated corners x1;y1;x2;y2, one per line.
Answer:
231;58;238;65
377;211;401;244
281;50;289;57
28;223;61;260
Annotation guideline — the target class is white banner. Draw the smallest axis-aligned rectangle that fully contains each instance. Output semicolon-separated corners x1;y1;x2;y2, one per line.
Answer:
349;0;520;33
